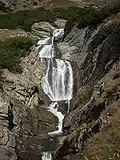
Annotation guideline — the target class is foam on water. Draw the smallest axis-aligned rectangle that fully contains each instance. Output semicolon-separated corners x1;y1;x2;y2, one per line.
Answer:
42;58;73;102
42;152;52;160
47;102;64;135
37;28;73;160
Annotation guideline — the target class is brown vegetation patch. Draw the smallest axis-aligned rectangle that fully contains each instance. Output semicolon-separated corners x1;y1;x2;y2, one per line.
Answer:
0;29;27;41
43;0;77;8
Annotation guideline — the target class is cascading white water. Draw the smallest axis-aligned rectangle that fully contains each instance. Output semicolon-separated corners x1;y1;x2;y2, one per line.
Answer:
36;28;73;160
42;58;73;102
42;152;52;160
47;102;64;135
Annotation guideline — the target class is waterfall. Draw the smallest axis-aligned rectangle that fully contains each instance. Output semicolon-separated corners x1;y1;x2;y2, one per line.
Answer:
42;152;52;160
42;58;73;102
47;102;64;135
36;28;73;160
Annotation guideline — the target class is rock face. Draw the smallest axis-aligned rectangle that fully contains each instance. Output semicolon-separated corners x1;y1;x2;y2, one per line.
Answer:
0;0;79;11
0;11;120;160
0;38;57;159
30;20;66;40
0;20;67;160
54;12;120;160
0;0;51;11
0;0;116;11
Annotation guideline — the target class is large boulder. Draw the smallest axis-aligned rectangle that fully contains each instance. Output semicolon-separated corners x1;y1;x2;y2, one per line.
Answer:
54;19;67;29
30;20;66;41
31;22;55;39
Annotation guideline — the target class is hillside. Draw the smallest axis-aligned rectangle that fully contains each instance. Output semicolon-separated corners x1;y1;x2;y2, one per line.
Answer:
0;1;120;160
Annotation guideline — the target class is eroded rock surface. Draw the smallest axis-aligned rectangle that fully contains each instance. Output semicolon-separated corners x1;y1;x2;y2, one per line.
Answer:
0;12;120;160
54;12;120;160
0;0;116;11
0;39;57;160
0;19;67;160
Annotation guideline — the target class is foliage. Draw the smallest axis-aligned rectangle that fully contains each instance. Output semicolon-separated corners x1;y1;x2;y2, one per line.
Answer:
0;37;33;73
0;1;120;73
0;7;86;31
0;1;120;33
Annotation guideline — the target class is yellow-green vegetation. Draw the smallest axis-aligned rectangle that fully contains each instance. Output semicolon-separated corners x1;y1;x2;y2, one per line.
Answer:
102;75;120;98
72;67;120;160
68;123;88;141
78;101;120;160
0;36;33;73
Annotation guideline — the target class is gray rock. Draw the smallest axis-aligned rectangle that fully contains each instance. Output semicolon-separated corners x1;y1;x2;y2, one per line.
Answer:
54;19;67;29
54;12;120;160
0;42;57;159
31;22;55;39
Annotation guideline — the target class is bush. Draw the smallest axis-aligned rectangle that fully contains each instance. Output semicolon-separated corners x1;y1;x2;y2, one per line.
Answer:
0;1;120;35
77;1;120;29
0;2;120;33
0;37;33;73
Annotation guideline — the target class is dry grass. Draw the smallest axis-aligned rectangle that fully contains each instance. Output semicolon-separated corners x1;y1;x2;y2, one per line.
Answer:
75;65;120;160
80;100;120;160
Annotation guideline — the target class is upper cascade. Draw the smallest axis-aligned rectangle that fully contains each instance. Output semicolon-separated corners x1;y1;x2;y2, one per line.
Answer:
37;27;73;160
42;58;73;101
37;28;73;102
37;29;64;58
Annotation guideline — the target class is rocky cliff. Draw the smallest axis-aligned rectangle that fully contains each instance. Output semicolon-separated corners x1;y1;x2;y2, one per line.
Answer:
0;0;117;11
54;12;120;160
0;46;58;159
0;19;68;160
0;5;120;160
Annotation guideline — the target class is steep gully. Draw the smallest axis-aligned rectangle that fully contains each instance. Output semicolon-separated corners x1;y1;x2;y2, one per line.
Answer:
36;28;73;159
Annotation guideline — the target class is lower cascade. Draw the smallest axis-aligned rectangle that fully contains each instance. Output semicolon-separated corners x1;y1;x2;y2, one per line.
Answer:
48;102;64;135
42;152;52;160
36;28;73;160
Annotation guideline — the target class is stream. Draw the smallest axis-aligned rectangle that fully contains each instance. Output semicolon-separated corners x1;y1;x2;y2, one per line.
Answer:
36;28;73;160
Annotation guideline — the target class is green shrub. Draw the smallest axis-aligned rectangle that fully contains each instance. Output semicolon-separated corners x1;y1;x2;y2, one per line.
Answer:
0;37;33;73
0;1;120;35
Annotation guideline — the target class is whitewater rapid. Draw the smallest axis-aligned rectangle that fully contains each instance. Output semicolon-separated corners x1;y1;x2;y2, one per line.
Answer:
36;28;73;160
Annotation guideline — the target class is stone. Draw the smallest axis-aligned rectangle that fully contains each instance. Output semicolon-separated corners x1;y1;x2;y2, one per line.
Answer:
31;22;55;39
57;42;76;61
0;37;57;159
54;12;120;160
54;19;67;29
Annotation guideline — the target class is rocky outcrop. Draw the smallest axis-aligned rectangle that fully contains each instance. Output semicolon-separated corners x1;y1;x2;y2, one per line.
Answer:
54;12;120;160
0;0;115;11
0;48;58;159
30;20;66;40
0;19;67;160
0;11;120;160
0;0;51;11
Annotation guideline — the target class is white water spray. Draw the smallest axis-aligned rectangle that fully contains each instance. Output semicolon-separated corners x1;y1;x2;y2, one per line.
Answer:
42;152;52;160
36;28;73;160
42;58;73;102
47;102;64;135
